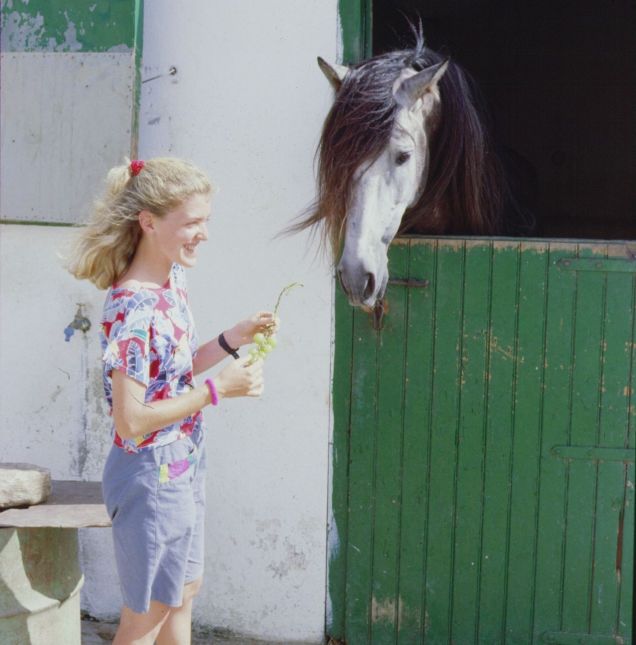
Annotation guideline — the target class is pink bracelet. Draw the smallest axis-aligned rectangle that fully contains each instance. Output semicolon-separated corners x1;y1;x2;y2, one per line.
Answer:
204;378;219;406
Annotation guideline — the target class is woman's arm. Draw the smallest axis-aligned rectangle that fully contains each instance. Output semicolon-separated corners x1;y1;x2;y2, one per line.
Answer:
192;311;278;376
192;335;236;376
112;372;210;439
112;356;264;439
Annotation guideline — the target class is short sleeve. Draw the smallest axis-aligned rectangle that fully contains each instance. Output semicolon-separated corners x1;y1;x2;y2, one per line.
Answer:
102;291;158;387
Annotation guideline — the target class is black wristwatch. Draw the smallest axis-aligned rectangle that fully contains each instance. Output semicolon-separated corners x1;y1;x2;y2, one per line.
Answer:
218;332;240;359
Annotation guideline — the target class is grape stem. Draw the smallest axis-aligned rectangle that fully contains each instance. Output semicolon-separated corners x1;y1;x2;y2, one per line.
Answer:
273;282;304;317
244;282;304;367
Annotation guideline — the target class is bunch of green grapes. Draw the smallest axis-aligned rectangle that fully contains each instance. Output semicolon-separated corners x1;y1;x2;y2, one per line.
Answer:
248;332;277;362
247;282;303;364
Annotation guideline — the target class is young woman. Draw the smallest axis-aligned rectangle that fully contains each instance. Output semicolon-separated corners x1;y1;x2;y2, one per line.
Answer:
69;157;276;644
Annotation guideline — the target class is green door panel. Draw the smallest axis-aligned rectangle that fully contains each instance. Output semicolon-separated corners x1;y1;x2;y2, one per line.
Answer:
329;237;635;645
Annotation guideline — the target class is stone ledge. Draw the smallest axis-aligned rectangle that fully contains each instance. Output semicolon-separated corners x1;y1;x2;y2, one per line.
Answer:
0;480;110;528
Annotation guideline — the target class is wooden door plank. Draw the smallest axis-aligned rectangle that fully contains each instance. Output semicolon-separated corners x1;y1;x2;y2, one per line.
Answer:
617;272;635;640
370;243;410;644
589;268;635;635
345;303;380;644
396;241;437;644
617;463;634;640
328;284;355;639
533;242;579;636
422;240;465;643
450;241;493;644
562;243;608;632
505;242;550;641
478;241;521;644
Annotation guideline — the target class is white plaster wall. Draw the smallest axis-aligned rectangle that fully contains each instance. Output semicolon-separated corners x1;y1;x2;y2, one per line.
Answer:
0;51;134;224
0;225;121;610
0;1;338;641
136;3;338;639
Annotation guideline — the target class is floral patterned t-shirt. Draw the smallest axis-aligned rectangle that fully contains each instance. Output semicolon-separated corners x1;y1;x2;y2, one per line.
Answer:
100;263;203;453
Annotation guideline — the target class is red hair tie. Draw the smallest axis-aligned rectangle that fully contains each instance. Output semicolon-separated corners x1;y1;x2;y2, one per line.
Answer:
130;160;145;177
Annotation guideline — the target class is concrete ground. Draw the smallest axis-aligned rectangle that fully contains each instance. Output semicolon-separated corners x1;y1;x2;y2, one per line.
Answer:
81;616;311;644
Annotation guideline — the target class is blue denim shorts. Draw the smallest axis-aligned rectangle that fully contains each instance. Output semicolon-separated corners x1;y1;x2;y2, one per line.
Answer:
102;429;206;614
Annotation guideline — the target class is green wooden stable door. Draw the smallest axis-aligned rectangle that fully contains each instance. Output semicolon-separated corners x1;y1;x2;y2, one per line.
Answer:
329;238;634;644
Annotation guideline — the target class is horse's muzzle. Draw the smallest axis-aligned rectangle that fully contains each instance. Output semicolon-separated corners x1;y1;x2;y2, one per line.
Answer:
337;264;386;308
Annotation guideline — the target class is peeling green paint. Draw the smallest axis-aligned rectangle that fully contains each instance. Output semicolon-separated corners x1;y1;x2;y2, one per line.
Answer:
0;0;136;52
338;0;372;64
130;0;143;157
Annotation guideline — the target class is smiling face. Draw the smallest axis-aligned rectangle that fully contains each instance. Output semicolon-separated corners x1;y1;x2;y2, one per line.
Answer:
143;192;211;270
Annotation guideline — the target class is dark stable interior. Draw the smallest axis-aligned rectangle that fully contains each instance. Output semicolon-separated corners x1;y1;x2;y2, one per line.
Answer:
373;0;636;240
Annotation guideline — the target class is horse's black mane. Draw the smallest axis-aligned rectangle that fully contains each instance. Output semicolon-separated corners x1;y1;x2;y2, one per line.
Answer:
293;33;525;257
329;34;433;175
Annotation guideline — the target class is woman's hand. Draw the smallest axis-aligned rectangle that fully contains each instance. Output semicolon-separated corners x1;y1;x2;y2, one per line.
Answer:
224;312;280;348
214;355;264;398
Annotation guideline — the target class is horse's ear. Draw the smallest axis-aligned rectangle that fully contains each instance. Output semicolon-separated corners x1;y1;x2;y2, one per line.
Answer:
318;57;349;91
393;59;450;108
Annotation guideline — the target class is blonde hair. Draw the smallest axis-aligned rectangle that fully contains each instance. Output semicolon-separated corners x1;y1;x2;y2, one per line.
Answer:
67;157;212;289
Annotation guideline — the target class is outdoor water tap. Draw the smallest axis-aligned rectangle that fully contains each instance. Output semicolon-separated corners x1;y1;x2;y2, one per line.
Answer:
64;304;91;342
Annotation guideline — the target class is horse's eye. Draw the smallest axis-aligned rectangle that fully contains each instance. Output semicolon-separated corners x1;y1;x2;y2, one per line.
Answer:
395;151;411;166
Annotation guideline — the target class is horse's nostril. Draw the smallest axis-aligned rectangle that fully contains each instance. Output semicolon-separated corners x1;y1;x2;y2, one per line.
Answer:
363;273;376;300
